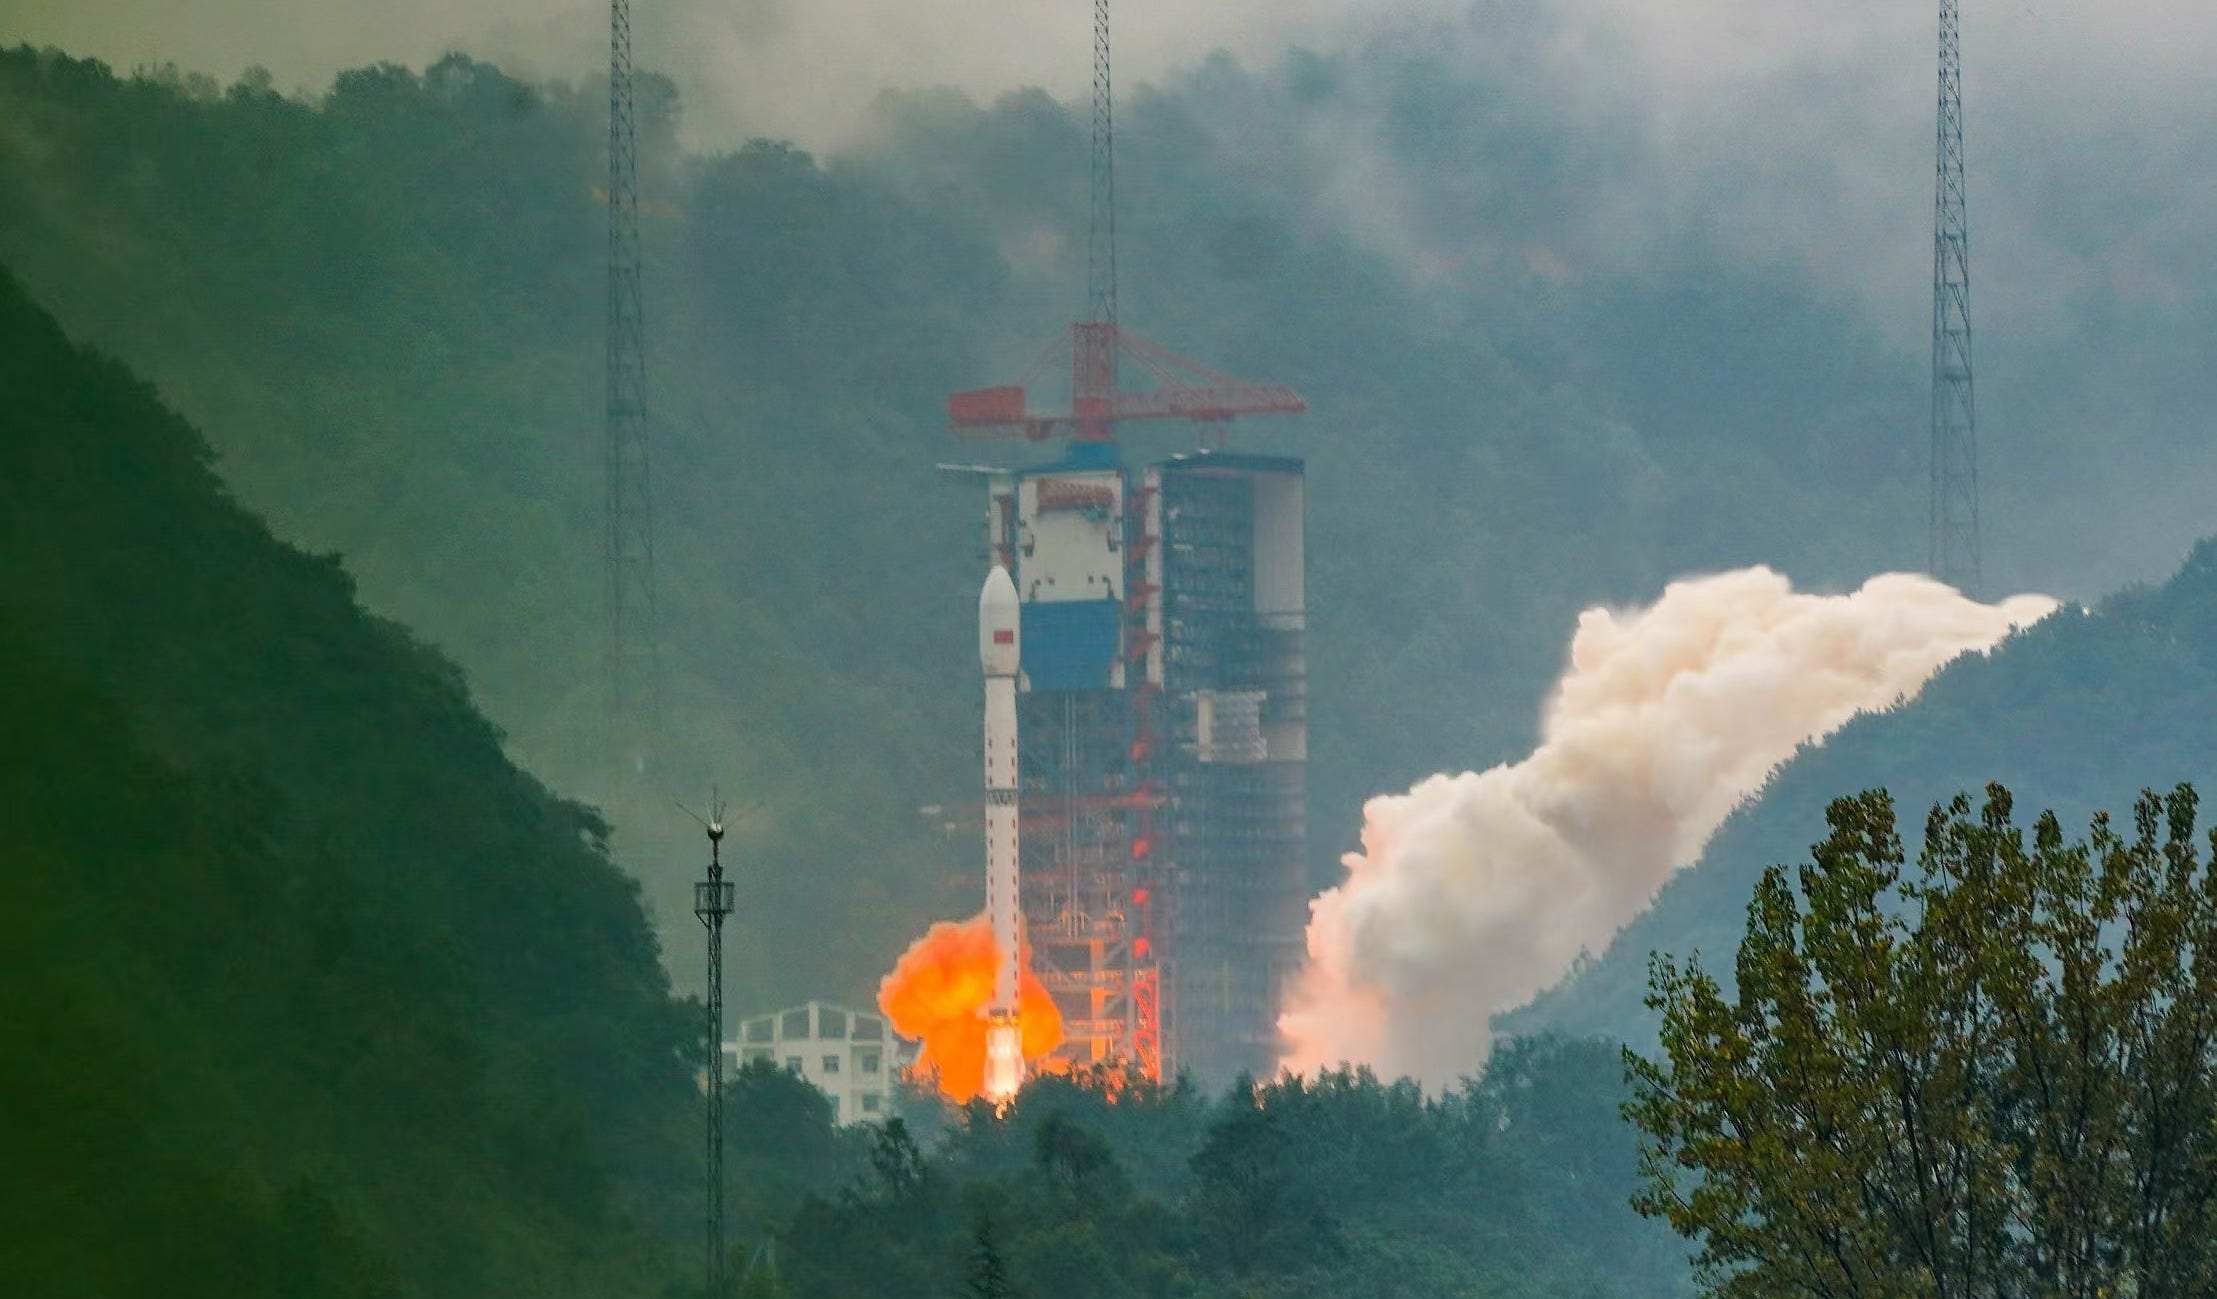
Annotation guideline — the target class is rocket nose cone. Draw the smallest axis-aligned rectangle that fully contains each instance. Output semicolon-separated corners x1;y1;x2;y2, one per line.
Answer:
980;565;1020;674
981;565;1017;614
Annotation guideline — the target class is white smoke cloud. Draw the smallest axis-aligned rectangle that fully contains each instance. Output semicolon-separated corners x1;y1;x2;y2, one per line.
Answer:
1280;566;2056;1085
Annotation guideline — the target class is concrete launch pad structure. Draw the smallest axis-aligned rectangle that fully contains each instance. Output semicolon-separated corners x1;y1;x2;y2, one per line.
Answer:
972;443;1307;1085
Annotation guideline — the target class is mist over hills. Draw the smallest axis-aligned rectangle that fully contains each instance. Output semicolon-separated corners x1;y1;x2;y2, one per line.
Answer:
1;22;2210;1028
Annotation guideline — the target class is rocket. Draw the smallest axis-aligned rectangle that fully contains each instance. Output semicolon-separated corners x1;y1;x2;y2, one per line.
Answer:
979;565;1026;1103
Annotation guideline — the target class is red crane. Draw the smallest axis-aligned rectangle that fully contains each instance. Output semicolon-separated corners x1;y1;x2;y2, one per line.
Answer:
947;0;1302;445
949;321;1306;443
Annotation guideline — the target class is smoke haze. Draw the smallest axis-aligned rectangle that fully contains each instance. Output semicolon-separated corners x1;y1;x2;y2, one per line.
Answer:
0;0;1446;146
17;4;2217;572
1280;567;2056;1085
12;0;2213;348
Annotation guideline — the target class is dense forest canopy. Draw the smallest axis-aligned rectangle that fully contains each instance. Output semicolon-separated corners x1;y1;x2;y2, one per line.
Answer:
729;1047;1685;1299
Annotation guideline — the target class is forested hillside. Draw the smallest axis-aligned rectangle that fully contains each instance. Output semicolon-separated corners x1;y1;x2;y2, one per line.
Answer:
0;268;699;1295
0;44;1949;1009
1516;539;2217;1047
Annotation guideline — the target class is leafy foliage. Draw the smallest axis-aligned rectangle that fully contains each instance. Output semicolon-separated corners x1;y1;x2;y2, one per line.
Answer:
1629;784;2217;1299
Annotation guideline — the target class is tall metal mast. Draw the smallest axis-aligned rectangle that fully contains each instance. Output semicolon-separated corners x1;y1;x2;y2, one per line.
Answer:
694;816;735;1295
1929;0;1981;594
605;0;660;744
1087;0;1118;334
1073;0;1120;439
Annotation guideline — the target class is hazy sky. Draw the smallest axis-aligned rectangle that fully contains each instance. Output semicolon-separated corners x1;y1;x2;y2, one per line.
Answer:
0;0;1448;144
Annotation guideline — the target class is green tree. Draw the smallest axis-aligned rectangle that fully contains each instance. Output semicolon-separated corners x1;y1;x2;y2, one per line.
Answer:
868;1118;931;1201
724;1058;871;1235
963;1215;1016;1299
1628;784;2217;1299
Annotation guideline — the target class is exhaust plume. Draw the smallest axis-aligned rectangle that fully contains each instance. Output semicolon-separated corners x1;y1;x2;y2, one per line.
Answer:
878;913;1063;1103
1280;566;2056;1084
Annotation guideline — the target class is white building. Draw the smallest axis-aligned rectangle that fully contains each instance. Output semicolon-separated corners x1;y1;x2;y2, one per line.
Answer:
724;1000;905;1125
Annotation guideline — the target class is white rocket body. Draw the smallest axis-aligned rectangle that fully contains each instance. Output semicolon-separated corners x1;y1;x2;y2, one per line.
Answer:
979;565;1025;1102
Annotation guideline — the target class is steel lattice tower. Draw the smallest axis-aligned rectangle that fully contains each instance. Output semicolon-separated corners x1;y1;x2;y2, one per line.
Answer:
1073;0;1121;424
694;819;735;1296
605;0;660;743
1087;0;1118;334
1929;0;1982;594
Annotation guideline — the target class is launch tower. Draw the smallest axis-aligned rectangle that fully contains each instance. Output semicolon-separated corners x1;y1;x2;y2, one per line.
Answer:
943;0;1308;1086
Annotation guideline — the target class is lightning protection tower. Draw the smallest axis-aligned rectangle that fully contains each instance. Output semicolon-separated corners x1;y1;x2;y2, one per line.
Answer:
694;816;736;1295
605;0;660;750
1929;0;1981;594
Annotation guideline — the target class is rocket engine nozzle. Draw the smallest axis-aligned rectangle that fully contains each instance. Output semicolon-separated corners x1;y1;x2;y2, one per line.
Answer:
982;1013;1024;1104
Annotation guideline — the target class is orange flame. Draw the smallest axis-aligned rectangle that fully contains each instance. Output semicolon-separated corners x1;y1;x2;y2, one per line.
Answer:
877;914;1064;1103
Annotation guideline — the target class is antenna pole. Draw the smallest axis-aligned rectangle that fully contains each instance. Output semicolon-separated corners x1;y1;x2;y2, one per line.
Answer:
694;819;735;1295
1929;0;1981;594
